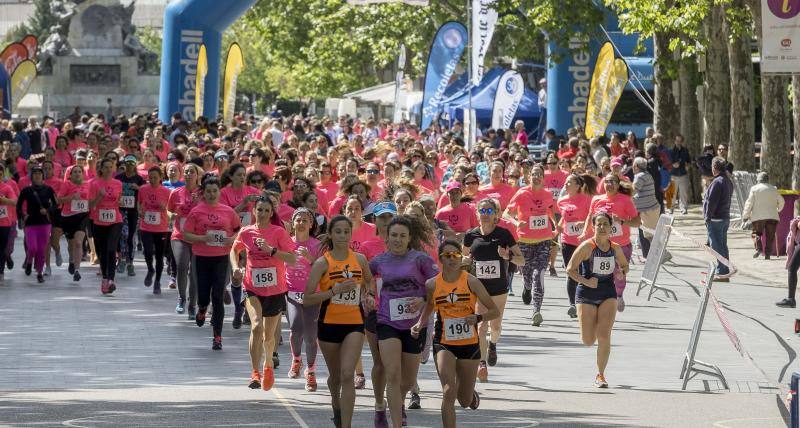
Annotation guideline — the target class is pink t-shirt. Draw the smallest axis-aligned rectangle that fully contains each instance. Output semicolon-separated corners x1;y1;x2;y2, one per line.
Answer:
138;184;172;232
476;182;516;210
58;180;91;217
232;224;294;297
328;194;347;217
350;221;378;253
0;183;16;227
318;181;339;200
167;186;202;241
277;203;295;224
544;170;569;201
220;185;261;226
286;236;322;295
360;238;387;260
89;177;123;225
587;192;639;246
184;201;241;257
2;179;17;223
556;193;592;247
435;203;478;233
507;187;555;243
414;178;436;196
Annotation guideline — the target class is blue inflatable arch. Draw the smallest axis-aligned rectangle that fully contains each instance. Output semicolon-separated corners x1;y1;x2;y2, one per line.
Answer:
158;0;257;123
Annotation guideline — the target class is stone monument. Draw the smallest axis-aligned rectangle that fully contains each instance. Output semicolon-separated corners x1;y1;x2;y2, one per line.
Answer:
17;0;160;118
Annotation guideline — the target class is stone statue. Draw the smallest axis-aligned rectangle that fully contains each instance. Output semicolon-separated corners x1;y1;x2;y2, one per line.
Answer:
123;27;158;74
37;26;69;74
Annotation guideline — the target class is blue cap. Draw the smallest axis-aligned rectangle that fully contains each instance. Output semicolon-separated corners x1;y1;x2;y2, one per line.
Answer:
373;201;397;217
123;154;137;163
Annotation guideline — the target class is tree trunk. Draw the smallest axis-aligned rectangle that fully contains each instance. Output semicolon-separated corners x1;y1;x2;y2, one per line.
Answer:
653;32;680;143
680;56;703;203
793;76;800;214
702;4;731;151
724;1;756;172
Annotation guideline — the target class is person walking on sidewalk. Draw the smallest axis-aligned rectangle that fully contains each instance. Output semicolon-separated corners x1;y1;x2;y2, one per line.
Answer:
742;172;783;260
669;134;691;215
703;157;733;282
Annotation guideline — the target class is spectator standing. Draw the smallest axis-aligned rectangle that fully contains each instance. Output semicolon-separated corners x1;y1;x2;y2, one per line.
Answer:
696;144;715;197
537;78;547;142
670;134;691;214
742;172;784;259
703;157;734;282
632;157;661;258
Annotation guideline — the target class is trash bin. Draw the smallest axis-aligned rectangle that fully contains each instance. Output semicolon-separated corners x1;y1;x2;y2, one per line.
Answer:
769;191;800;256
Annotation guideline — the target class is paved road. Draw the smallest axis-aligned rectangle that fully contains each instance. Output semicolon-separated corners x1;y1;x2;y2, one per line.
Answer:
0;230;793;427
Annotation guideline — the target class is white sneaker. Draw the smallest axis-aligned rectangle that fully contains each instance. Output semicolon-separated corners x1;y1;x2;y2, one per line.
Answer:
55;251;63;267
44;266;52;276
617;296;625;312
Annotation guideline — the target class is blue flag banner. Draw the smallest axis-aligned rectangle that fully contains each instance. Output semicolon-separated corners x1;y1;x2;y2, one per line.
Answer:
421;21;467;130
0;65;10;118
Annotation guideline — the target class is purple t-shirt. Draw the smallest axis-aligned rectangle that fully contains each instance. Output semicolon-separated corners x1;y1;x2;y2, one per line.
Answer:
369;249;439;330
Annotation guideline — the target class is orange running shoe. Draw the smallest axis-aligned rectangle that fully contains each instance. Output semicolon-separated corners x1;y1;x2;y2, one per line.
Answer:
595;373;608;388
248;370;261;389
305;371;317;392
262;366;275;391
288;359;302;379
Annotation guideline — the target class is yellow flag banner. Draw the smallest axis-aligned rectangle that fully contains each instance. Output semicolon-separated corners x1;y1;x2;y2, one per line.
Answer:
585;42;629;138
10;59;36;109
195;44;207;119
222;43;244;125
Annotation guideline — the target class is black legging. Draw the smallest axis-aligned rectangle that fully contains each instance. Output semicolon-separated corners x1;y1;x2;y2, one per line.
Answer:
195;254;229;337
120;208;138;263
93;223;123;280
561;243;578;305
0;226;11;275
788;247;800;300
141;231;170;282
639;228;651;258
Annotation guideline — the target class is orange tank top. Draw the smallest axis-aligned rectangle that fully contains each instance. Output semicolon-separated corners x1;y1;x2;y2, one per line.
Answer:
319;250;364;325
433;271;478;346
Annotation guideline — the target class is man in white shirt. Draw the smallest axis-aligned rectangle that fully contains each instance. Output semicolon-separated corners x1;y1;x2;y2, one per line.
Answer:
743;172;784;259
537;78;547;143
269;120;283;147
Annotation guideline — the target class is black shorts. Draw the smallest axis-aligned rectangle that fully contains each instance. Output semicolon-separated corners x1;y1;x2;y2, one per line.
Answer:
376;323;426;354
364;310;377;334
245;292;286;317
576;283;617;306
433;342;481;360
60;213;89;240
318;323;364;344
51;211;63;229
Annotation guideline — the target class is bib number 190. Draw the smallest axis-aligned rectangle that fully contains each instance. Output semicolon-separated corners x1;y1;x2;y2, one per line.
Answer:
444;317;474;341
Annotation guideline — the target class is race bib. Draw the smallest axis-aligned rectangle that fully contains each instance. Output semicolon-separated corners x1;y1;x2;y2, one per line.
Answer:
594;256;615;275
251;267;278;288
444;317;475;341
331;286;360;306
144;211;160;225
389;296;420;321
548;188;561;200
207;230;226;247
610;222;623;237
288;291;304;303
564;221;584;237
99;209;116;223
71;199;88;213
0;206;8;219
120;195;136;209
528;215;548;230
475;260;501;279
239;212;252;226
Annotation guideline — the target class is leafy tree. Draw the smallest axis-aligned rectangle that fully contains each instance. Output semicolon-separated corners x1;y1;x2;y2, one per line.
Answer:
3;0;59;44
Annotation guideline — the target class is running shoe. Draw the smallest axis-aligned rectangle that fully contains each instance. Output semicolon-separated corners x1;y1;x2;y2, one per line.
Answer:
487;342;497;366
777;298;797;308
55;251;63;267
6;257;12;270
196;307;207;327
116;260;126;274
176;299;186;314
137;242;143;252
468;391;480;409
100;279;109;294
477;361;488;383
232;310;242;330
594;373;608;388
408;392;421;409
212;336;222;350
567;305;578;319
153;283;161;295
187;306;196;320
68;262;75;275
521;287;531;305
144;269;154;287
107;280;116;294
374;407;389;428
331;409;342;428
508;290;515;296
37;273;44;283
531;311;543;326
354;373;366;389
288;359;302;378
24;261;31;276
401;404;407;426
617;296;625;313
305;371;317;392
223;288;232;305
549;266;558;277
272;352;280;369
261;366;275;391
73;271;81;282
248;370;261;389
44;266;51;277
169;277;177;289
127;263;135;276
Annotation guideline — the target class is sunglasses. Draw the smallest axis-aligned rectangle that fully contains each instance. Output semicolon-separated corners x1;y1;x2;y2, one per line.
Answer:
440;251;462;259
478;208;495;215
367;169;380;174
250;179;263;184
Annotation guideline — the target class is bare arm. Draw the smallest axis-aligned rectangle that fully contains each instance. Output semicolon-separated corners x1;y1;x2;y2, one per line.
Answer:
566;241;598;288
467;274;499;323
411;278;437;338
303;257;332;306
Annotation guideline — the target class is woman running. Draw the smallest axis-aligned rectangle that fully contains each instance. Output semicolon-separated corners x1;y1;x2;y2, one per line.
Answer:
556;173;595;318
231;196;296;391
285;208;322;391
566;212;629;388
167;163;203;316
413;240;499;428
57;165;91;282
138;166;172;293
370;215;438;428
503;164;556;326
304;215;373;428
183;176;241;350
89;158;124;294
17;166;58;283
0;164;17;283
464;198;524;382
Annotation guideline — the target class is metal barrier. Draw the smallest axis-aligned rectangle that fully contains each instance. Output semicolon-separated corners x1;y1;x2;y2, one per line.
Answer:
679;264;728;390
636;214;678;301
731;171;758;230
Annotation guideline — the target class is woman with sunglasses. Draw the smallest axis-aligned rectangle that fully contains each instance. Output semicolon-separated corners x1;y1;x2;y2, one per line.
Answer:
246;170;266;191
285;208;322;391
582;173;640;312
303;215;373;428
231;196;296;391
464;198;524;382
138;166;172;293
503;164;555;326
413;240;499;428
557;173;596;318
365;163;383;201
566;211;629;388
168;163;203;315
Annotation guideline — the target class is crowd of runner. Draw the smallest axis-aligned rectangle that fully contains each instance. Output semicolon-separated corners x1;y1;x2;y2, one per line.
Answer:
0;110;711;428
